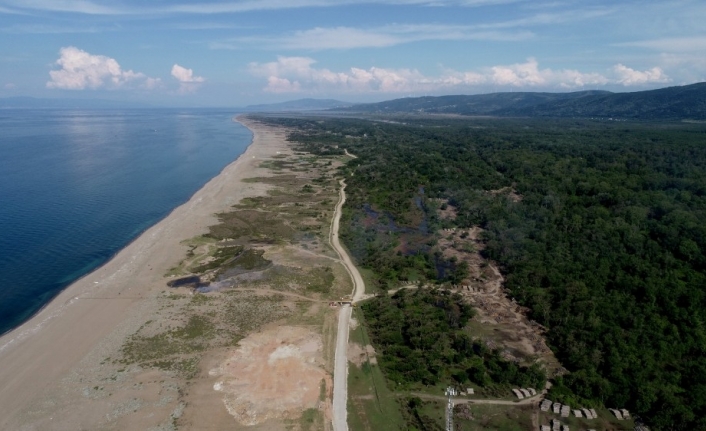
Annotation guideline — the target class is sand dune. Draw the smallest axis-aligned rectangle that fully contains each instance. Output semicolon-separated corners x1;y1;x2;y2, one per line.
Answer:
0;116;289;429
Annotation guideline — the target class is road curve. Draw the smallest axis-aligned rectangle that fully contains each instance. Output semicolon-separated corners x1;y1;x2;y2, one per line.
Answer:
331;179;366;431
329;179;366;303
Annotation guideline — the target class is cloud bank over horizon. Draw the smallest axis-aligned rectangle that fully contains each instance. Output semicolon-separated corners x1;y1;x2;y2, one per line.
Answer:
45;48;209;95
249;56;671;94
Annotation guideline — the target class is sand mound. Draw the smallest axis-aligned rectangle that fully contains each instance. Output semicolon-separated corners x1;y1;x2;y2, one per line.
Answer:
209;326;329;426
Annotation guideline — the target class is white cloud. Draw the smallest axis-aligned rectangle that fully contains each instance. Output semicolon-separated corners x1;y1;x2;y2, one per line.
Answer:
169;22;245;30
475;7;613;30
488;58;609;88
171;64;205;83
249;56;668;94
47;46;159;90
171;64;205;93
6;0;123;15
612;64;670;86
248;56;428;93
616;36;706;53
274;27;401;49
1;24;105;34
266;76;301;93
212;23;534;51
157;0;527;14
657;53;706;84
2;0;527;15
4;83;16;89
0;5;25;13
210;6;611;51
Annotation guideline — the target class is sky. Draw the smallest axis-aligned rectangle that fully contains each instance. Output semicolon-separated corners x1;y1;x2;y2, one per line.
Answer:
0;0;705;107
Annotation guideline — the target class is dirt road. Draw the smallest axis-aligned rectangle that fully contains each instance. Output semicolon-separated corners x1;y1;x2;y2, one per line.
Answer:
331;179;366;431
410;391;543;406
409;381;551;408
333;304;352;431
329;179;365;303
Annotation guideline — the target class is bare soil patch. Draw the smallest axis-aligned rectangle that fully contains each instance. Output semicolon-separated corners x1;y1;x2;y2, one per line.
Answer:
489;186;522;202
437;227;561;374
347;342;377;367
436;199;458;220
209;326;330;426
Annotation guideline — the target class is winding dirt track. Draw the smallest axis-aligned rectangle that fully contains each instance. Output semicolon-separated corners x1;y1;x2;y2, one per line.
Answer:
331;179;365;431
329;179;365;303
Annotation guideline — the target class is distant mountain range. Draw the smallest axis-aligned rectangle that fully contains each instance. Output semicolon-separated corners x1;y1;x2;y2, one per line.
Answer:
245;98;355;112
341;83;706;120
5;84;704;120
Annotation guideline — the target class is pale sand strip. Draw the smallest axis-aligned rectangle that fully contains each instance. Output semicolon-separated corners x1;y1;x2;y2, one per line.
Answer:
0;116;286;428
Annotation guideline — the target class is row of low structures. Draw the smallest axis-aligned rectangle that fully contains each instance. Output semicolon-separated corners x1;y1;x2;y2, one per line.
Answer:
540;399;636;431
512;388;537;399
610;408;631;420
540;400;597;419
540;419;598;431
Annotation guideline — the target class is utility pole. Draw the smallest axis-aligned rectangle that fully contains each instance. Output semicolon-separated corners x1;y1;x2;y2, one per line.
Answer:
445;386;456;431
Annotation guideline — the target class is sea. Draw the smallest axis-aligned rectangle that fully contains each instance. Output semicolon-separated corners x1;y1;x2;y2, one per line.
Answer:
0;109;251;335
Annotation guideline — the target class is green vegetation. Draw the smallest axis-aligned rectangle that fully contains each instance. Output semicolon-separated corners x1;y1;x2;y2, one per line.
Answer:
402;397;445;431
121;292;289;377
362;289;545;391
348;308;407;431
343;82;706;120
455;404;534;431
296;408;324;431
190;245;243;273
120;315;215;378
303;266;334;293
260;115;706;430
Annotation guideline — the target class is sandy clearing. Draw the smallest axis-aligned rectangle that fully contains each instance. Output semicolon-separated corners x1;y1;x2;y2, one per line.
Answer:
209;326;330;426
0;116;289;429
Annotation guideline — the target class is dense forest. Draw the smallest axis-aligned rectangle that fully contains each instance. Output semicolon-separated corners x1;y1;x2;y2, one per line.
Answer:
258;115;706;430
362;288;546;391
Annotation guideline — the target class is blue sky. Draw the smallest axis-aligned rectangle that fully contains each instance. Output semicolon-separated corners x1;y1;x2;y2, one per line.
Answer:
0;0;705;106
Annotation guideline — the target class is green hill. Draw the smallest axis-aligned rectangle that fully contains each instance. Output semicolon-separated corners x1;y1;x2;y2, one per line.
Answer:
344;83;706;120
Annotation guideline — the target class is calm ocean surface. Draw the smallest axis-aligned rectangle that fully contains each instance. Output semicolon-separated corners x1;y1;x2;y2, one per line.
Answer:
0;109;251;335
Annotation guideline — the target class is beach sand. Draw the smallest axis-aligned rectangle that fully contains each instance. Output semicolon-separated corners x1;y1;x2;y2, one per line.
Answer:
0;116;301;429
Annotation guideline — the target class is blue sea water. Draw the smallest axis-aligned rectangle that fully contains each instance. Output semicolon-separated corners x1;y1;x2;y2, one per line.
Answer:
0;109;251;335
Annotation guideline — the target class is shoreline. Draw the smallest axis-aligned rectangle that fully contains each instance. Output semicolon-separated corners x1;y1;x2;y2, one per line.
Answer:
0;113;253;340
0;115;252;341
0;114;286;427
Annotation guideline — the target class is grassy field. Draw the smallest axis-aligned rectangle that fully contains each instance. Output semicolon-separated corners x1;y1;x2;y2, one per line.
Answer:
455;404;534;431
347;308;406;431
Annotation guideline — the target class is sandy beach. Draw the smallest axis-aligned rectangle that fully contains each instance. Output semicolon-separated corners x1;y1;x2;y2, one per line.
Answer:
0;116;302;429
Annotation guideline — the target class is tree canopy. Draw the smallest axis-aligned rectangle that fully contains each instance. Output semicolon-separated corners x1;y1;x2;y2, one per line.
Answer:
261;115;706;430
